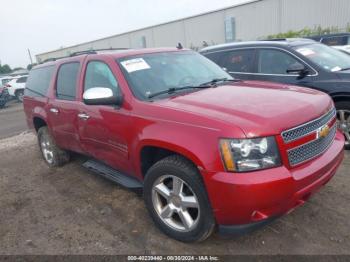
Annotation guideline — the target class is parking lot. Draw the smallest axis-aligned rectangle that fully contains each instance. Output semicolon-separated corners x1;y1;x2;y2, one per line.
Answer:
0;103;349;255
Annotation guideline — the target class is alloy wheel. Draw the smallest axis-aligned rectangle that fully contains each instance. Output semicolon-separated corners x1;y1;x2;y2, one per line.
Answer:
40;137;54;164
152;175;200;232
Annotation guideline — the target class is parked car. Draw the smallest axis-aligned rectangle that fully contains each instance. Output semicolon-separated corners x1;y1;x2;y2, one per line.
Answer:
308;33;350;46
23;48;344;242
0;76;14;87
6;75;28;102
200;39;350;149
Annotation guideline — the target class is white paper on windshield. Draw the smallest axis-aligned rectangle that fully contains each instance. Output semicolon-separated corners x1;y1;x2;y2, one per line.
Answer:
121;58;151;73
331;66;342;72
296;48;315;57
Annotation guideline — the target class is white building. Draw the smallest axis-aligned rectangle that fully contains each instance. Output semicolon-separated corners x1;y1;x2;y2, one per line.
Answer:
36;0;350;62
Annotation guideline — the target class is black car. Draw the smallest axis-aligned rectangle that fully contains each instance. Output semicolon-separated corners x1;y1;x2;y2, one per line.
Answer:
308;33;350;46
200;38;350;149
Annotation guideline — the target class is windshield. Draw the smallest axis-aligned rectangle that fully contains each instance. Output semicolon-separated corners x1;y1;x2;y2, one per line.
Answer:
293;43;350;72
117;51;232;100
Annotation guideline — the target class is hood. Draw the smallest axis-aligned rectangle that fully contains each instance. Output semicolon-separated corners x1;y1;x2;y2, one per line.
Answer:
157;81;333;137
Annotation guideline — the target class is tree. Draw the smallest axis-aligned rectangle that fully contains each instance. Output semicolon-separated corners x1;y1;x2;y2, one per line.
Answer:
0;64;12;74
27;63;38;70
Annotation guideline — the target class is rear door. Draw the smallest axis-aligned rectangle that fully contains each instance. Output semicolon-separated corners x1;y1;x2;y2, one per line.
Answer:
211;48;256;80
48;62;83;153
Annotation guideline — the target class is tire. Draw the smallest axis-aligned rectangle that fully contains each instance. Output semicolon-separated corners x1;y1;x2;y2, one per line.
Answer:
335;101;350;150
15;89;24;102
37;126;70;167
143;155;215;242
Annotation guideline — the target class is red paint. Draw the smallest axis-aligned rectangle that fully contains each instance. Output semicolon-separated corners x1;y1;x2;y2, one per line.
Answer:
23;48;345;227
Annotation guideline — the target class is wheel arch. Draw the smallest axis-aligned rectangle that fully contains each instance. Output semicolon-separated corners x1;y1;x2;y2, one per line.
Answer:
137;140;206;179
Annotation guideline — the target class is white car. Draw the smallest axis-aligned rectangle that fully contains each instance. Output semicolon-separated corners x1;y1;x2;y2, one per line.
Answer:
6;75;28;102
0;76;14;87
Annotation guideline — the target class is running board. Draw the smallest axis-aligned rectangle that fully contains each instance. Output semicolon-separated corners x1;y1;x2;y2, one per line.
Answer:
82;160;143;190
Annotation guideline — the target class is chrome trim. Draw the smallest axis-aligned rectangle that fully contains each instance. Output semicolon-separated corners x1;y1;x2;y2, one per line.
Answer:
281;108;336;143
204;46;319;77
287;125;336;167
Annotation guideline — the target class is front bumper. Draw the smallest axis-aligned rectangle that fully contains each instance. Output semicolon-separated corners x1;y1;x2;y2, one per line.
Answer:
203;131;345;230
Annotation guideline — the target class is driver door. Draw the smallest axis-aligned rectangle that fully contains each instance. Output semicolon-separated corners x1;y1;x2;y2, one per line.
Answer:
254;48;318;86
78;60;132;174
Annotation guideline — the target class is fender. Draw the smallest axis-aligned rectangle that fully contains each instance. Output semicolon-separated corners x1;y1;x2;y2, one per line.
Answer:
136;138;205;172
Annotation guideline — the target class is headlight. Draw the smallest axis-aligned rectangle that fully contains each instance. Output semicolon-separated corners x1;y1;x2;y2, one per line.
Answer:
219;137;281;172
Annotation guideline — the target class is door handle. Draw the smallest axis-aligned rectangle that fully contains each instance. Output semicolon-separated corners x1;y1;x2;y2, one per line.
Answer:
50;108;59;114
78;113;90;120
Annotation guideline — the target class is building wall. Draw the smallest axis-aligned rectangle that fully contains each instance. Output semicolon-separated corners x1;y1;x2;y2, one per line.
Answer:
36;0;350;62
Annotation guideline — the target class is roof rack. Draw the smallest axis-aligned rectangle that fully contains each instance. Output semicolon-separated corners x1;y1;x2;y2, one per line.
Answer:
40;47;130;64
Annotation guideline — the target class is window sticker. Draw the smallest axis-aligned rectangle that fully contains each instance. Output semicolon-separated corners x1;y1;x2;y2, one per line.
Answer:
331;66;342;72
297;48;316;57
121;58;151;73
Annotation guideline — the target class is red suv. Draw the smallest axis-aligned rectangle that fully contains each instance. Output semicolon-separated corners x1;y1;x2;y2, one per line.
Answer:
23;48;345;242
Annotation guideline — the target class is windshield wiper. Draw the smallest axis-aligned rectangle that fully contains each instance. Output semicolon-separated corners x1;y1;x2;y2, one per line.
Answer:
340;67;350;71
199;77;241;87
148;85;211;99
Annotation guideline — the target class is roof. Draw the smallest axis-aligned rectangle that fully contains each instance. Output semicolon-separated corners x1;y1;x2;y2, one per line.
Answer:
200;38;317;53
34;48;192;69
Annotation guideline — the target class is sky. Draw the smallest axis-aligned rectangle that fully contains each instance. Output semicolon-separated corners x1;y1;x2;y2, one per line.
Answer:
0;0;249;68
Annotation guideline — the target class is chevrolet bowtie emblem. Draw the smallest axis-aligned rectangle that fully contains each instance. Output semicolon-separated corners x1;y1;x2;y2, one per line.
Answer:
318;124;330;139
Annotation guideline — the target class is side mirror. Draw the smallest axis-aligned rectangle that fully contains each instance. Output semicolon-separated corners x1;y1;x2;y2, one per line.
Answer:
286;63;309;78
83;87;123;106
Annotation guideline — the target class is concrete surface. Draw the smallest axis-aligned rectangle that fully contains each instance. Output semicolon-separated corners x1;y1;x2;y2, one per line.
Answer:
0;101;27;139
0;132;349;255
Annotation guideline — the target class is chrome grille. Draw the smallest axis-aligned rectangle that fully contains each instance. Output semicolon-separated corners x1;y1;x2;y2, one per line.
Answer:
281;108;336;143
287;125;336;166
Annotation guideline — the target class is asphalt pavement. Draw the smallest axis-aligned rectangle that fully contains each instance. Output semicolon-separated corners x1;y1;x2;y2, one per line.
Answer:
0;101;27;139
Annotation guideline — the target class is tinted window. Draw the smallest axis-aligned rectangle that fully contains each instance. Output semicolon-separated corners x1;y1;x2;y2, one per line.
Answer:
25;66;54;97
84;61;119;94
220;49;254;73
257;49;303;75
203;52;224;64
56;63;80;100
16;76;27;83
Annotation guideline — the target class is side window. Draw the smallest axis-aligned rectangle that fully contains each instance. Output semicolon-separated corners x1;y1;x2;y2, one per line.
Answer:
84;61;119;94
219;49;254;73
25;66;54;97
204;52;224;65
257;49;303;75
16;77;27;83
56;63;80;101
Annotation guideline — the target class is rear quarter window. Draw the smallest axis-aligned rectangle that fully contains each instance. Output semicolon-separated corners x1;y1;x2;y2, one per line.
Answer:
25;66;55;97
56;63;80;101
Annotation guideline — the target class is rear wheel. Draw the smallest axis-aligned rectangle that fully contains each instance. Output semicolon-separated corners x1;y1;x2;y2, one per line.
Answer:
335;102;350;150
37;126;70;167
144;155;215;242
15;89;24;102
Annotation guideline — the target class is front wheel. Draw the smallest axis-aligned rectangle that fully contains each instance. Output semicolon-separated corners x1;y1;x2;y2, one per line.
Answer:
143;155;215;242
335;102;350;150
